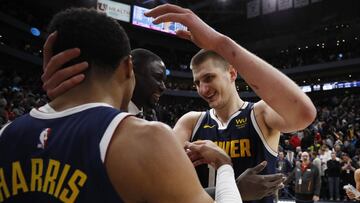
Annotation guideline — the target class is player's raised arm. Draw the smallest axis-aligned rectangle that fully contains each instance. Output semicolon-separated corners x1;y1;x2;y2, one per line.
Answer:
145;4;316;134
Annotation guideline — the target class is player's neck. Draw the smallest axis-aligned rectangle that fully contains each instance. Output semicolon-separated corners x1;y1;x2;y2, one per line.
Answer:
213;95;244;124
50;79;123;111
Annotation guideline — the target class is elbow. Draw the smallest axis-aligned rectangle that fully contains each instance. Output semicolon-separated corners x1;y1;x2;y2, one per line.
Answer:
302;103;317;127
294;102;317;130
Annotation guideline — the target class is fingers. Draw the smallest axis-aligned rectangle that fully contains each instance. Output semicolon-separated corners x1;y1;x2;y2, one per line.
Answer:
43;31;57;69
153;13;189;25
176;30;191;41
191;140;208;145
186;149;201;162
193;158;207;167
186;142;202;152
47;74;85;100
41;48;81;83
262;173;284;182
249;161;267;174
42;61;88;91
144;4;190;18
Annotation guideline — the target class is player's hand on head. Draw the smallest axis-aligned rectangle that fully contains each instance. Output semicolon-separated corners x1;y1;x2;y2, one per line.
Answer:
145;4;224;51
42;31;88;100
184;140;231;170
235;161;284;201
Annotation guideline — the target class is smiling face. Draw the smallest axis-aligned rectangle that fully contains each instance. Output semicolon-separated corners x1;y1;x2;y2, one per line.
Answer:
192;58;235;109
134;59;166;108
146;60;167;106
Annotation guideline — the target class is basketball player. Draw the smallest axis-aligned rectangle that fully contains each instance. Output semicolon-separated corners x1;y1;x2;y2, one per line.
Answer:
40;5;315;200
145;4;316;203
41;38;288;201
0;8;242;203
346;168;360;200
128;48;166;120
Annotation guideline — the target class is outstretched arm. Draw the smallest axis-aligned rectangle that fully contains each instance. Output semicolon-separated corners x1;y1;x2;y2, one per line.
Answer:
145;4;316;134
106;118;242;203
186;141;284;201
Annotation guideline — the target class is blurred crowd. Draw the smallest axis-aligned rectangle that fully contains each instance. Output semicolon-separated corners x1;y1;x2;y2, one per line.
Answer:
276;94;360;201
0;69;47;126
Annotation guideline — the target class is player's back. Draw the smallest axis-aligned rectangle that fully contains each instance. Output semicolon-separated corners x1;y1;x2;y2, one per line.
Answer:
0;103;128;203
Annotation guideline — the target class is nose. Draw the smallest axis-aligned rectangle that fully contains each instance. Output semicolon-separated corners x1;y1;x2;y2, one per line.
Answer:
198;82;209;96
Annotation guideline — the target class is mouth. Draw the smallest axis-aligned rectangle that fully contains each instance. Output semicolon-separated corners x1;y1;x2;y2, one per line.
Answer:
204;92;216;102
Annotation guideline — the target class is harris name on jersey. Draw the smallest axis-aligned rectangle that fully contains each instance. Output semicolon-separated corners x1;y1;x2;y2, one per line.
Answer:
0;158;87;203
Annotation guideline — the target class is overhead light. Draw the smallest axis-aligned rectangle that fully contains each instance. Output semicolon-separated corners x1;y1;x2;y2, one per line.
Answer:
30;27;41;37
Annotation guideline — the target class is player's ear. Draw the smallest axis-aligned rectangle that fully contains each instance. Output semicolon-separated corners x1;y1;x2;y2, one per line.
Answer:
229;65;237;81
123;55;133;79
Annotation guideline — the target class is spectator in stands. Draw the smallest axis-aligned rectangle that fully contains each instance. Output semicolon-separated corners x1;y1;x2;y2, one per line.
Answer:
341;152;358;201
275;151;292;200
318;144;331;199
326;151;341;201
285;151;321;203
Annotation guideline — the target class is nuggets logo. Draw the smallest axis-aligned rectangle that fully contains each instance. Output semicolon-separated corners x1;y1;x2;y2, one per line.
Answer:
235;118;247;128
37;128;51;149
203;124;216;129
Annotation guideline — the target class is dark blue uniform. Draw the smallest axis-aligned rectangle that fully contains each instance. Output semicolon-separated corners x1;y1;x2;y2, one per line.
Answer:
191;102;277;203
0;104;128;203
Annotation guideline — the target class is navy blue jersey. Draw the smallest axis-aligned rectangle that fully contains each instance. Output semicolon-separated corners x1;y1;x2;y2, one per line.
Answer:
191;102;278;203
0;103;130;203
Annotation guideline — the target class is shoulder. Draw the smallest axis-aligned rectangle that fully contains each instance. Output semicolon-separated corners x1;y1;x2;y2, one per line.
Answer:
115;116;174;145
179;111;204;122
174;111;204;129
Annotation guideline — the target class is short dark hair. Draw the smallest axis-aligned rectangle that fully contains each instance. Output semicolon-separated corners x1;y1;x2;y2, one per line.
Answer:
47;8;131;73
131;48;162;75
190;49;229;70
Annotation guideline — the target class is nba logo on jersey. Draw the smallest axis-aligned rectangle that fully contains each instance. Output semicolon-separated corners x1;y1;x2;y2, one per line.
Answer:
37;128;52;149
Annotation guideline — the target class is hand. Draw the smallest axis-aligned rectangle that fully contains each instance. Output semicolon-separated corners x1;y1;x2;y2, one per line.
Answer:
313;195;319;202
184;140;231;169
346;188;360;200
145;4;225;51
236;161;284;201
42;31;88;100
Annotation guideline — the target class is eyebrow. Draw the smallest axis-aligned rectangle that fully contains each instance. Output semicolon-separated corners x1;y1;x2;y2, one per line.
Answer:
194;73;214;83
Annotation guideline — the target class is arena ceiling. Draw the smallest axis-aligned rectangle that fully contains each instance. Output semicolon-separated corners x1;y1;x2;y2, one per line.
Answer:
10;0;360;44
